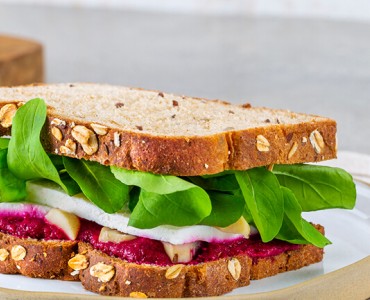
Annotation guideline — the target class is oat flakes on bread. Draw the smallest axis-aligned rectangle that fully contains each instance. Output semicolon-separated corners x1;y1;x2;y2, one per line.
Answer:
0;83;336;175
0;232;78;280
77;237;324;298
0;83;356;298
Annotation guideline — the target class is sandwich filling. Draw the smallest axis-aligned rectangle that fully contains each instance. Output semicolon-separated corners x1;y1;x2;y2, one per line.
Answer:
0;202;300;266
0;99;356;266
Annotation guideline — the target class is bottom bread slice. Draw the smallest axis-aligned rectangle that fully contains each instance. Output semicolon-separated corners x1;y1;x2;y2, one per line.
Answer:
76;240;323;298
77;242;252;298
0;230;324;298
251;224;324;280
250;243;324;280
0;232;79;280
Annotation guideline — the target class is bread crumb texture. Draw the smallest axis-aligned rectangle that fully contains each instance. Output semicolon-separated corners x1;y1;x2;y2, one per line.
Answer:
0;83;337;175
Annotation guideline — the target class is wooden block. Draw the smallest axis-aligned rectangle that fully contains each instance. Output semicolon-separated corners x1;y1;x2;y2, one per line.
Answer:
0;35;44;86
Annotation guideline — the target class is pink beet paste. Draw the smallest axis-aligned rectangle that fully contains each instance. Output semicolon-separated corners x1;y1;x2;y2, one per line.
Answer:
0;211;300;266
0;211;68;240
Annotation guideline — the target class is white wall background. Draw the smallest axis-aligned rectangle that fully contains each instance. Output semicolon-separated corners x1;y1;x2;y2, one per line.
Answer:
1;0;370;22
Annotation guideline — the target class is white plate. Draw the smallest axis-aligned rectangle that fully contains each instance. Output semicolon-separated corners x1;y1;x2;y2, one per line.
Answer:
0;182;369;298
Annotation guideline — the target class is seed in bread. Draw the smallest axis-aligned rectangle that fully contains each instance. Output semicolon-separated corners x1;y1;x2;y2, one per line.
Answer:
0;103;17;128
0;83;337;176
0;249;9;261
0;232;79;280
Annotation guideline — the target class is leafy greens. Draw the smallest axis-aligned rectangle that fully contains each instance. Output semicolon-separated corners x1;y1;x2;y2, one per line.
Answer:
235;168;284;242
273;164;356;211
0;147;27;202
7;98;79;196
64;158;129;213
111;167;212;228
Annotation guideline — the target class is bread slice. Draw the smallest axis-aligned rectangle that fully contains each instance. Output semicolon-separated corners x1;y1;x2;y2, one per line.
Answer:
0;232;78;280
251;243;324;280
0;83;336;175
0;226;324;297
76;240;323;298
77;243;252;298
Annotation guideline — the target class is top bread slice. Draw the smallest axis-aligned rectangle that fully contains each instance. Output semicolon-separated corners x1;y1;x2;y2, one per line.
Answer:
0;83;336;176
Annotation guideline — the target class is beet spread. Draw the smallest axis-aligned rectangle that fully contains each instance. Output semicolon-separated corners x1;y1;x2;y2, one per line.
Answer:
77;220;173;265
0;211;300;266
0;211;68;240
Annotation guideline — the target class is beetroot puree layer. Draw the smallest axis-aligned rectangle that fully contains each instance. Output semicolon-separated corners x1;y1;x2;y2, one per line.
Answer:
0;212;68;240
0;212;300;266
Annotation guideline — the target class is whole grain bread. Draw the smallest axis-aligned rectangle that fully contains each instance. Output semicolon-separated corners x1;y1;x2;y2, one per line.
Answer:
250;224;325;280
0;83;336;176
78;243;252;298
0;229;324;297
76;238;323;298
0;232;78;280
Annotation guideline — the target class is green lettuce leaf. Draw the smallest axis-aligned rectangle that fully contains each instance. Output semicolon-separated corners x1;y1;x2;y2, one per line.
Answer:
0;137;10;150
0;148;27;202
7;98;75;195
200;191;245;227
273;164;356;211
128;186;140;212
235;168;284;242
276;187;331;247
129;188;211;228
189;173;245;227
189;173;239;192
112;167;212;228
63;157;129;213
111;167;204;194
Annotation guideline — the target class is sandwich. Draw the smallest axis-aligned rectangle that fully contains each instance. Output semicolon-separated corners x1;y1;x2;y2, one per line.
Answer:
0;83;356;298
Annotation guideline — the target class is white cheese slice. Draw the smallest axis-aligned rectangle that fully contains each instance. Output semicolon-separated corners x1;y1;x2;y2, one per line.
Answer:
24;180;245;245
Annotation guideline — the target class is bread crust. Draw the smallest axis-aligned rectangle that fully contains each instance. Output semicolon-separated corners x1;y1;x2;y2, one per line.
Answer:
0;232;79;280
0;83;337;175
0;115;338;176
77;240;323;298
250;244;324;280
251;224;325;280
0;230;324;297
43;114;337;176
78;242;252;298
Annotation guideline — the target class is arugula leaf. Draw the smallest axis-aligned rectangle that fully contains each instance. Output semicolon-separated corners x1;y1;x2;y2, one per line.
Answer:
112;166;212;228
0;138;10;149
235;168;284;242
48;154;81;195
48;154;64;171
273;164;356;211
187;173;245;227
111;167;204;194
129;188;212;228
200;191;245;227
63;157;129;213
128;186;140;212
0;148;26;202
276;187;331;247
188;173;239;192
7;98;74;195
59;171;82;196
242;205;253;224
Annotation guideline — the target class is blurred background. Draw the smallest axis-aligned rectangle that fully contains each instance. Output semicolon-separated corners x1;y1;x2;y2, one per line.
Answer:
0;0;369;154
